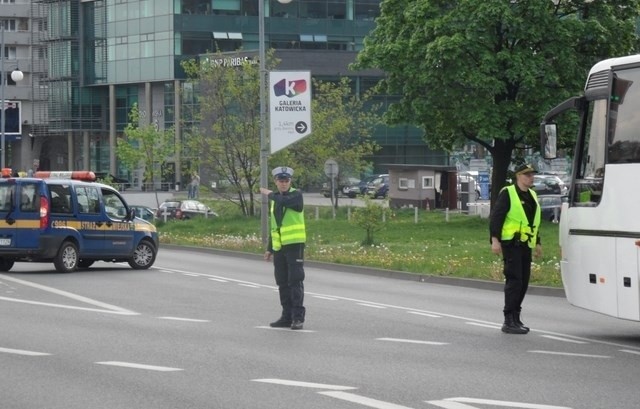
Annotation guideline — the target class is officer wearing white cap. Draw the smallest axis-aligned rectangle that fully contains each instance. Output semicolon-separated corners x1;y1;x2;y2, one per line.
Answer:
489;163;542;334
259;166;307;330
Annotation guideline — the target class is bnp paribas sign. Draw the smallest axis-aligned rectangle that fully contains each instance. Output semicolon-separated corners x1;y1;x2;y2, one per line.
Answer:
269;71;312;154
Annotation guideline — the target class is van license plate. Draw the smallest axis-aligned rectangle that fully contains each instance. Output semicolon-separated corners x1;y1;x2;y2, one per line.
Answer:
0;238;11;246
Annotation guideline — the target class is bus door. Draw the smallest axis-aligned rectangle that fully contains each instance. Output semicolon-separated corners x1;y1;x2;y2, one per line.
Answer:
101;188;134;257
616;238;640;321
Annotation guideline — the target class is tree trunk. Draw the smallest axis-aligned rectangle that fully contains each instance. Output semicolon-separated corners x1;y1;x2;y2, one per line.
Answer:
489;138;516;207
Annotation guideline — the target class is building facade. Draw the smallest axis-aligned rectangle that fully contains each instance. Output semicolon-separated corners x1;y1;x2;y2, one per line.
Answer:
11;0;448;188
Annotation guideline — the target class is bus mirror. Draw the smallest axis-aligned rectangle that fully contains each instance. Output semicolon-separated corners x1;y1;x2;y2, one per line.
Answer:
541;123;557;159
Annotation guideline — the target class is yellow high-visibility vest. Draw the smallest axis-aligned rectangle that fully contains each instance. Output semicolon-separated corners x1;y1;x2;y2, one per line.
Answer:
500;185;541;249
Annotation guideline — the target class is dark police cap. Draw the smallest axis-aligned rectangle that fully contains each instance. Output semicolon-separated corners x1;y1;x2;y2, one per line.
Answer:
514;163;538;176
272;166;294;179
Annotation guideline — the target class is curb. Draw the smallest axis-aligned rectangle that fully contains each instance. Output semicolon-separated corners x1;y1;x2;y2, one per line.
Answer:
161;244;565;298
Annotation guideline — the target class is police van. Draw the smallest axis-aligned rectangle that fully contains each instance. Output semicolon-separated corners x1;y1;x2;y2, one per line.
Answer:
0;169;159;273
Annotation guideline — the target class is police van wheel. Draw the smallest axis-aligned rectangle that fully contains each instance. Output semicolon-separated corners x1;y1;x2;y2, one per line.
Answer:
54;241;79;273
128;240;157;270
0;258;14;271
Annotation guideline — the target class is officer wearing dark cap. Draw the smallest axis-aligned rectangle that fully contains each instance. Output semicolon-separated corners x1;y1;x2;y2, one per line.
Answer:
489;163;542;334
259;166;307;330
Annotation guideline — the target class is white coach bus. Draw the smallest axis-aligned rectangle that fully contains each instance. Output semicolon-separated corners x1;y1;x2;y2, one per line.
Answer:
541;54;640;321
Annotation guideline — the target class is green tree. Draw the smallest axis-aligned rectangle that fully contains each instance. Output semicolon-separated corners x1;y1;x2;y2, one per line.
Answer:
117;103;175;191
350;196;386;245
183;52;381;215
182;53;269;217
353;0;640;203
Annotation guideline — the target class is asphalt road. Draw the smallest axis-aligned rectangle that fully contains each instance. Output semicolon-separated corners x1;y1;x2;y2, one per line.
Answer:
1;247;639;409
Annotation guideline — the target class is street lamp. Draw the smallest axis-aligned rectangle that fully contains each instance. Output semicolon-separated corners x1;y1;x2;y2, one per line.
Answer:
259;0;292;246
1;24;24;169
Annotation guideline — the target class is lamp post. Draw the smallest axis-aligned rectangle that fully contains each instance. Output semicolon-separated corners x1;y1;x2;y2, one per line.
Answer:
1;24;24;169
259;0;292;247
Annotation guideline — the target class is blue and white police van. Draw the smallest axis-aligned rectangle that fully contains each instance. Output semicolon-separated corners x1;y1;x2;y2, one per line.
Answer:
0;169;159;273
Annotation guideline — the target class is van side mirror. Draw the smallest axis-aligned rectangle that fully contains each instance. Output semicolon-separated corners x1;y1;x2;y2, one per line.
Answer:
127;208;136;221
541;123;557;159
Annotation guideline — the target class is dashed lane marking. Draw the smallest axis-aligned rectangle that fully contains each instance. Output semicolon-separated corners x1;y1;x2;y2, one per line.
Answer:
158;316;210;323
528;350;610;359
620;349;640;356
376;337;448;346
319;391;415;409
238;283;260;288
0;347;51;356
540;335;588;344
357;303;386;309
407;311;441;318
252;378;356;390
95;361;183;372
426;397;572;409
465;322;501;330
313;295;338;301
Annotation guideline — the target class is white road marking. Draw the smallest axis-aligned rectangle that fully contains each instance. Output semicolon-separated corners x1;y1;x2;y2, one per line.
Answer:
158;316;210;323
529;350;610;359
252;378;356;390
313;295;338;301
183;273;199;277
465;322;501;330
255;325;315;333
0;347;51;356
426;400;477;409
238;283;260;288
319;391;414;409
377;337;448;346
429;397;572;409
358;303;386;309
0;274;137;315
0;296;138;315
407;311;441;318
208;278;228;283
156;265;640;352
620;349;640;356
540;335;588;344
95;361;183;372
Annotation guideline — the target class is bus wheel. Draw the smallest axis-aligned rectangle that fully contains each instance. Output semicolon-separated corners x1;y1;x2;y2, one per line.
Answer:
54;241;79;273
78;259;94;269
0;258;14;271
128;240;157;270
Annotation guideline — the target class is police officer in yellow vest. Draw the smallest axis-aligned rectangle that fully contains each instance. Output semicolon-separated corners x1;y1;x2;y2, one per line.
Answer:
260;166;307;330
490;163;542;334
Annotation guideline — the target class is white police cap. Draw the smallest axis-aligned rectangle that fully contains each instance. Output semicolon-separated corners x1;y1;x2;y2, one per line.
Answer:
271;166;294;179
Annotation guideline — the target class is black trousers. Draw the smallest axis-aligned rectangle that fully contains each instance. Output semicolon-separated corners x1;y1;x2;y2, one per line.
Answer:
273;243;306;322
501;243;532;315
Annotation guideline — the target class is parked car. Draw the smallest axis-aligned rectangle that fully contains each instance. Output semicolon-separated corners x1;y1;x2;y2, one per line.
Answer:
538;194;564;222
130;205;156;222
533;174;567;195
366;174;389;199
321;177;360;198
156;200;218;220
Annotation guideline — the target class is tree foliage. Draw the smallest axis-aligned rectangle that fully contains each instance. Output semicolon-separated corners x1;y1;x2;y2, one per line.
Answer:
117;103;175;189
350;196;386;245
354;0;640;203
182;52;381;216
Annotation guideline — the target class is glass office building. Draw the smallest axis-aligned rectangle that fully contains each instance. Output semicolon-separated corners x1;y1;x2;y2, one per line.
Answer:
30;0;447;188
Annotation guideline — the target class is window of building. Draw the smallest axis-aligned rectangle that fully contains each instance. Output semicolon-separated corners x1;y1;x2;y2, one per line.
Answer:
2;46;16;60
300;0;327;19
1;20;16;31
213;0;240;15
422;176;434;189
354;0;379;21
1;0;16;4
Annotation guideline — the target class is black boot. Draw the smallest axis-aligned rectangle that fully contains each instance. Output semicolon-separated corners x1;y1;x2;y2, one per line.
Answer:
514;311;530;333
502;312;528;334
269;317;292;328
